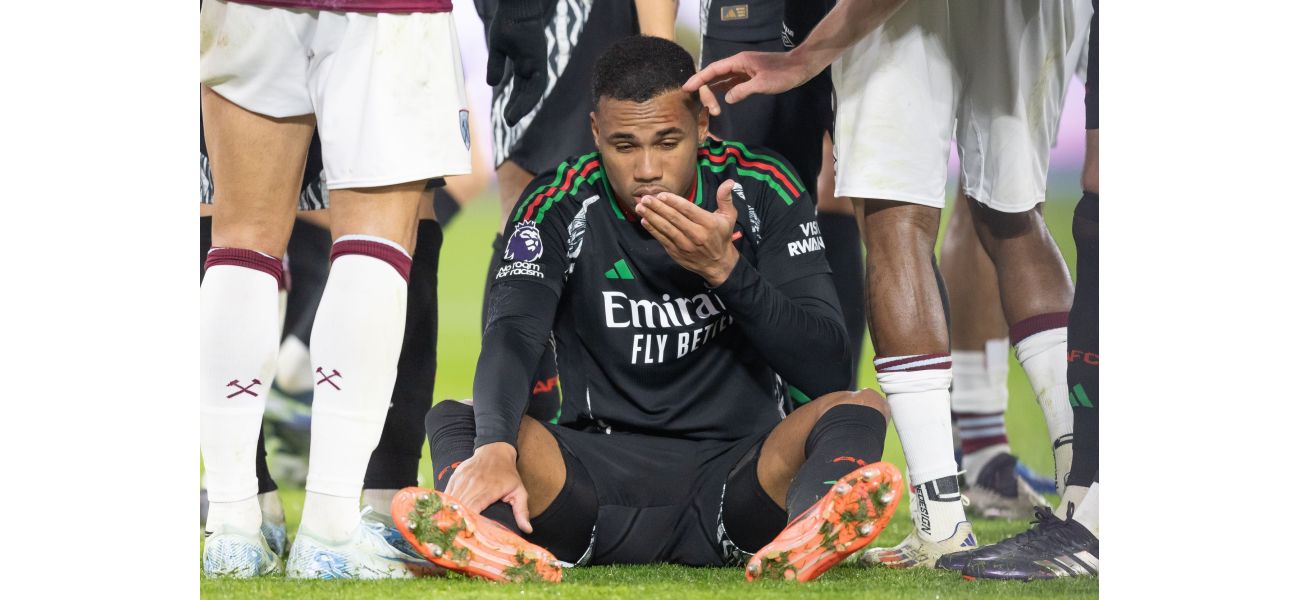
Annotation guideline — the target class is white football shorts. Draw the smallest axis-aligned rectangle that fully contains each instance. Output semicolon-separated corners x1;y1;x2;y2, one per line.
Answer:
832;0;1093;213
199;0;471;189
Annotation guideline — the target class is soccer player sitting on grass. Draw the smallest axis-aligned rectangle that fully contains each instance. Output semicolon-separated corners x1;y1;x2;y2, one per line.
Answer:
391;36;902;583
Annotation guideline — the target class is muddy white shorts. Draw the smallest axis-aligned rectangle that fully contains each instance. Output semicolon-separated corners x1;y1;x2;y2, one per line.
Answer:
832;0;1092;213
199;0;471;189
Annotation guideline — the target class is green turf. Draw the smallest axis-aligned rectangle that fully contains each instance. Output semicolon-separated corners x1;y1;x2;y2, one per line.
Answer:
202;490;1097;599
202;187;1094;598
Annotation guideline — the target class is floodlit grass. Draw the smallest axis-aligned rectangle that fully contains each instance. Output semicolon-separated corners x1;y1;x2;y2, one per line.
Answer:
203;487;1097;599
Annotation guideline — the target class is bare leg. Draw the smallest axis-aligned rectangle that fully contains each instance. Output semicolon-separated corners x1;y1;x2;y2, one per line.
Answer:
967;200;1072;325
515;416;568;515
327;183;423;253
858;200;947;356
203;87;315;255
941;195;1007;350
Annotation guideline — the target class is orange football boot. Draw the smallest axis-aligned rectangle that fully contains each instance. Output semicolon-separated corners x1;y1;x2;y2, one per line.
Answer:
390;487;563;583
745;462;903;582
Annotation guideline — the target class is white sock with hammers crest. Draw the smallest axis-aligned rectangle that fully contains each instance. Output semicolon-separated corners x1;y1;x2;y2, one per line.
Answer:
200;247;284;535
300;236;412;542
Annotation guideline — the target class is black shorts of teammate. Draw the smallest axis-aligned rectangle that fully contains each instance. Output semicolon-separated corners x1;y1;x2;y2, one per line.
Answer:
542;423;781;566
475;0;637;173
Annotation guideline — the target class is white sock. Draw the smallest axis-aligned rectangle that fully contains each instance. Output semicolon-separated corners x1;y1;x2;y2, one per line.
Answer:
1072;482;1099;538
362;489;399;518
201;248;284;534
876;355;959;485
951;338;1010;414
299;235;411;542
952;338;1012;479
301;493;361;543
1057;484;1090;518
258;491;285;527
875;355;967;538
207;497;261;535
911;476;969;543
1014;323;1074;493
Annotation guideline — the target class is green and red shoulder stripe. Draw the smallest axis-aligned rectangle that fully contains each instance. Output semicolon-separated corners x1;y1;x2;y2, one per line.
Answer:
512;152;606;223
697;140;806;205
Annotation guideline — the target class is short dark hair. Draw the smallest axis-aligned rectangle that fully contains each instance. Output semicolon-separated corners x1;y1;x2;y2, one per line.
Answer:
591;36;700;109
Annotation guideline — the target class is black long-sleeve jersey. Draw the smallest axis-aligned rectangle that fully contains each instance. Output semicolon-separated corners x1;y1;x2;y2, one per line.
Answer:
473;139;853;449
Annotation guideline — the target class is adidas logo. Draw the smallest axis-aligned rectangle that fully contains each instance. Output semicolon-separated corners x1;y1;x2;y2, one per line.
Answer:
1068;383;1094;408
961;533;976;547
604;258;634;280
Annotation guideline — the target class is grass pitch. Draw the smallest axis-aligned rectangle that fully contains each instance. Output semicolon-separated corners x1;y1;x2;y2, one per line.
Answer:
202;487;1098;599
201;188;1096;598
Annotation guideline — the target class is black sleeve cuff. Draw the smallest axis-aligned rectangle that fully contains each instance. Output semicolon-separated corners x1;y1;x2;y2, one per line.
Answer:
473;433;517;451
710;254;759;299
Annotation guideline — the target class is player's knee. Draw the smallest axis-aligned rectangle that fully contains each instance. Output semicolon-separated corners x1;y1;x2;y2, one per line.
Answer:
517;415;546;445
857;199;940;253
971;199;1043;241
516;416;560;461
425;399;475;440
819;193;854;215
805;389;890;422
210;220;292;258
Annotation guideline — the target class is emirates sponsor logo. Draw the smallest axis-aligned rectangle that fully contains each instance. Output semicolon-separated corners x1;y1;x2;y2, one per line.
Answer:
601;291;734;365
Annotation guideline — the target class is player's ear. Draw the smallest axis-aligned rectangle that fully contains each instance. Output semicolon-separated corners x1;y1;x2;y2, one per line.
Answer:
590;111;599;148
696;103;709;144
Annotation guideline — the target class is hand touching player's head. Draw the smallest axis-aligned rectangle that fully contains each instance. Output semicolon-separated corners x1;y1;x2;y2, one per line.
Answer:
590;36;707;206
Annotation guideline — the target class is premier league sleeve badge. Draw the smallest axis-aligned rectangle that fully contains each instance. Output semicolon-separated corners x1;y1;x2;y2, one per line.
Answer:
504;221;544;263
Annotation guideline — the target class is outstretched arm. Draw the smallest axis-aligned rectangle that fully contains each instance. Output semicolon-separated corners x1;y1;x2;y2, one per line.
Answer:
683;0;909;104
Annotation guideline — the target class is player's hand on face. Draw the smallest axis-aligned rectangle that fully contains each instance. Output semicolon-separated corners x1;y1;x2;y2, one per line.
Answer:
444;442;534;534
485;5;553;126
635;179;741;287
683;51;813;106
